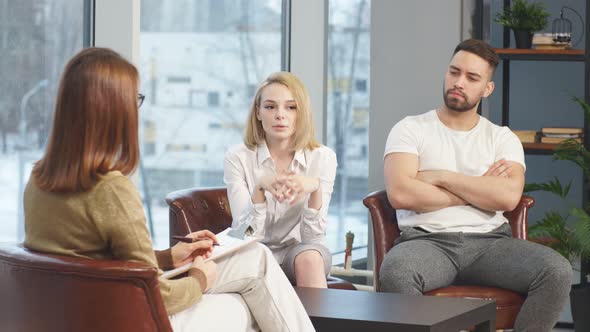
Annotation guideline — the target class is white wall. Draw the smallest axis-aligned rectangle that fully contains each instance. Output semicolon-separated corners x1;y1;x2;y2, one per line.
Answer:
368;0;462;192
290;0;328;143
94;0;140;65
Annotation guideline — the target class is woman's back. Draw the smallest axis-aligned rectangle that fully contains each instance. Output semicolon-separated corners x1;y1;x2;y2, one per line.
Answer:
24;170;153;263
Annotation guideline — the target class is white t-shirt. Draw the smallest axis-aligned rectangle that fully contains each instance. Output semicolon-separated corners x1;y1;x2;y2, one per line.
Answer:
384;110;526;233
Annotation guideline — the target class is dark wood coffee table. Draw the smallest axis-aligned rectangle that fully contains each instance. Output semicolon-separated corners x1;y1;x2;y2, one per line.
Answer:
295;287;496;332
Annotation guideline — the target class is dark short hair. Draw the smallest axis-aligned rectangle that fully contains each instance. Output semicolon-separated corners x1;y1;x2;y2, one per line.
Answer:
453;39;499;74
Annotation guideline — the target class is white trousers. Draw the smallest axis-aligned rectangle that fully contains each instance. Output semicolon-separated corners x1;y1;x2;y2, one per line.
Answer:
169;243;315;332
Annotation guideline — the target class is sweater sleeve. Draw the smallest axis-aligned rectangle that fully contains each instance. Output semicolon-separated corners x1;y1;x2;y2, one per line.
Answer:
89;176;204;315
154;249;174;270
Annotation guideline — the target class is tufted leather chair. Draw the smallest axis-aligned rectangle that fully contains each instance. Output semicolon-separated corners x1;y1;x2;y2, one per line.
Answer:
363;190;534;330
0;244;172;332
166;186;357;290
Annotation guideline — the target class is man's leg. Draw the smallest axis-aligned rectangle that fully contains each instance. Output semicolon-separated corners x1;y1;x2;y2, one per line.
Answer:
459;236;572;332
380;228;460;294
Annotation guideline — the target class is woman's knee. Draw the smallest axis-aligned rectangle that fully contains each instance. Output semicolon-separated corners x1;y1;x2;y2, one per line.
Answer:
294;250;324;270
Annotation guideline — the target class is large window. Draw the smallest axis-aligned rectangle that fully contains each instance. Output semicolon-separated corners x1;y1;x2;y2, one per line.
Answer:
326;0;371;255
139;0;284;248
0;0;89;242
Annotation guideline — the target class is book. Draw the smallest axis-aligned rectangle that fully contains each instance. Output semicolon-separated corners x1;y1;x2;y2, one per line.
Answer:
513;130;537;143
542;133;583;139
540;127;583;135
540;136;583;144
161;227;259;279
534;44;570;50
532;33;571;49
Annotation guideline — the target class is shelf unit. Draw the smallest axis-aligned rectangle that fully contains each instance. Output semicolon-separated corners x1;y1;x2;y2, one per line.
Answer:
521;142;558;155
495;47;588;155
483;1;590;327
490;1;590;155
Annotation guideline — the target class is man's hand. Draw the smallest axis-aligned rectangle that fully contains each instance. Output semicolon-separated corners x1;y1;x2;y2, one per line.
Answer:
170;230;218;268
483;159;512;177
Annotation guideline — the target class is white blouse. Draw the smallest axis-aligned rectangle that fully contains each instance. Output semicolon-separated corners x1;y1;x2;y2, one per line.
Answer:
223;143;337;263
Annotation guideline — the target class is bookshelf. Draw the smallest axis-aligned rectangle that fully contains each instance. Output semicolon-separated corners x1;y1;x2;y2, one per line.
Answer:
474;0;589;328
493;48;585;61
522;142;558;155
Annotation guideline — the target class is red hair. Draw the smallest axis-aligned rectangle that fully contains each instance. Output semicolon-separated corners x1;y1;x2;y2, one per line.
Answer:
32;47;140;192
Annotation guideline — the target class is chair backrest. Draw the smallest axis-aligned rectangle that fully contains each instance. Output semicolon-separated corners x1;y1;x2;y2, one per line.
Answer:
362;190;535;291
166;187;358;290
166;187;232;246
0;244;172;332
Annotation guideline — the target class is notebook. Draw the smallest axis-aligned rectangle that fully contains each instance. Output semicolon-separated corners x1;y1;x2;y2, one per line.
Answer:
161;227;259;279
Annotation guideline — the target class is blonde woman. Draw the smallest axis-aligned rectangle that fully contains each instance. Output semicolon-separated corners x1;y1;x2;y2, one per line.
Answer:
224;72;336;288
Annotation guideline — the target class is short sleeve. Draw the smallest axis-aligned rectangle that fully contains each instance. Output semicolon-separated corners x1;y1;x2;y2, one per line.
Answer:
384;117;421;158
496;128;526;170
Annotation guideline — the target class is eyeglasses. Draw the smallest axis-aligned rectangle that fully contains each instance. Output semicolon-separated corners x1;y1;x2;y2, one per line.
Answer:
138;94;145;108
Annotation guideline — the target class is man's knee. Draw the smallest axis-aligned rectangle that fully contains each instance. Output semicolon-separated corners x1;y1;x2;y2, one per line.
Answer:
379;256;423;294
544;254;573;291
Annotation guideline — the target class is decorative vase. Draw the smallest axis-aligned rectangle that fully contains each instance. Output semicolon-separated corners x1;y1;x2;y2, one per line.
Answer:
513;30;533;49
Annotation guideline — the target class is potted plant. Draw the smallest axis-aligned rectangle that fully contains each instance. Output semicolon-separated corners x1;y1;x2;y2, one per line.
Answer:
494;0;550;49
525;96;590;331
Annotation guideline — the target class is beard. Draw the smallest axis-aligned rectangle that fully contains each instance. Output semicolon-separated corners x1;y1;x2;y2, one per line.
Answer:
443;88;479;112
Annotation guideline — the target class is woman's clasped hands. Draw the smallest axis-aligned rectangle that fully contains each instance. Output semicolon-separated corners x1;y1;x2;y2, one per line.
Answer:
258;170;320;205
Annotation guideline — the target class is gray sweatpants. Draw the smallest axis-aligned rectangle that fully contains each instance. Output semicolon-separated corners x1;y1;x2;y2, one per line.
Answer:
379;223;572;332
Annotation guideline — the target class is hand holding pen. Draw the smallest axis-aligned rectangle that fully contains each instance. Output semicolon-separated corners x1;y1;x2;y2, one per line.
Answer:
170;230;219;268
172;236;220;246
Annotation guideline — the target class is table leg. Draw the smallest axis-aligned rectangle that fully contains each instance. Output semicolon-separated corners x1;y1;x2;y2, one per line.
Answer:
473;318;494;332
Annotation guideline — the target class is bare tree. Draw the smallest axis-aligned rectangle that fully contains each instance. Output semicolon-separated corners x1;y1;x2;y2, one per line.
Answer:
328;0;368;226
0;0;82;152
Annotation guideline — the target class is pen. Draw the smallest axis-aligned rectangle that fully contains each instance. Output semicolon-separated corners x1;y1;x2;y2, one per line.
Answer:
172;236;220;246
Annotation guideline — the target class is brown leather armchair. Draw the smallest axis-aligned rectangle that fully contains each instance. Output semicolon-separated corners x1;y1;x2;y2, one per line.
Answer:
362;190;534;330
0;244;172;332
166;186;356;290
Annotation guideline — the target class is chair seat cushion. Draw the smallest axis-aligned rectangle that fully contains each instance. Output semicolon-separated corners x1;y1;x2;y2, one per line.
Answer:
425;285;525;307
425;285;525;329
327;276;357;290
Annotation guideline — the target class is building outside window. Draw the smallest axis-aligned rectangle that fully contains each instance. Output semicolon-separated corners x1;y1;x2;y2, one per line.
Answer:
139;0;284;248
0;0;88;242
326;0;371;256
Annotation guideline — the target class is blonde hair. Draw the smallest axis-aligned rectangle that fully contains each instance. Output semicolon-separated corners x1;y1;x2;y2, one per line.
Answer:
244;71;320;151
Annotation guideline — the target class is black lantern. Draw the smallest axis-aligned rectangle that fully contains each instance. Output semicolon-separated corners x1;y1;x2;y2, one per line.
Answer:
552;9;572;44
552;6;585;48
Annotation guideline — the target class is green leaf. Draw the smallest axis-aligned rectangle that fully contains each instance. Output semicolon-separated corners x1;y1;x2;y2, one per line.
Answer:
529;211;574;261
572;96;590;122
493;0;550;32
554;140;590;178
524;177;571;198
571;208;590;260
